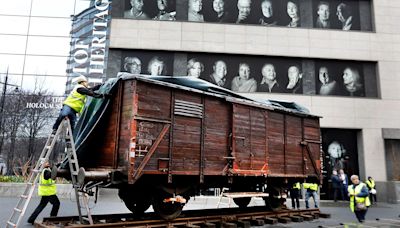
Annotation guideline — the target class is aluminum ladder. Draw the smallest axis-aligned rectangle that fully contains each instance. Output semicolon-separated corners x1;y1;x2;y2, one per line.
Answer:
6;118;92;227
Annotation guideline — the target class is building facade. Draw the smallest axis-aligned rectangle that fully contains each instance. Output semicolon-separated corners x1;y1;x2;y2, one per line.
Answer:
69;0;400;202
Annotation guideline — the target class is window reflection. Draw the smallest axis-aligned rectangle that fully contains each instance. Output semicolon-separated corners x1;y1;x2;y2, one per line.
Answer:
0;16;29;35
22;74;67;95
26;36;70;56
31;0;75;18
0;0;32;16
29;17;71;37
0;54;25;75
0;35;27;54
24;55;68;76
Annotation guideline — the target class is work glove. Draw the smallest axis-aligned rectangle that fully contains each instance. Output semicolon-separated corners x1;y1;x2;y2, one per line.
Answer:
103;93;113;99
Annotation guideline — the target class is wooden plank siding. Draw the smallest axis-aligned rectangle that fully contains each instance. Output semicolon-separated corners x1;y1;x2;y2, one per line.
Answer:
232;104;267;173
284;116;303;175
303;118;322;176
267;111;285;174
203;97;231;175
86;78;321;181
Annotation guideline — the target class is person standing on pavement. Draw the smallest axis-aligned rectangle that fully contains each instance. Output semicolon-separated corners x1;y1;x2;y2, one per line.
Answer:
348;175;371;223
366;176;377;204
27;162;59;225
303;179;319;209
331;170;344;201
339;169;349;200
290;182;301;209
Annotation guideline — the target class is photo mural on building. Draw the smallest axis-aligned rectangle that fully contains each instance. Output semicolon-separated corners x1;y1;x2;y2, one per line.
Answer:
109;49;378;98
112;0;373;31
320;128;360;200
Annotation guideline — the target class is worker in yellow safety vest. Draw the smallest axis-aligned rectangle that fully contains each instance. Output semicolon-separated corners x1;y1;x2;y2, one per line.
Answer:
52;75;108;133
303;181;319;209
365;176;377;205
290;182;301;209
348;175;371;223
27;162;59;225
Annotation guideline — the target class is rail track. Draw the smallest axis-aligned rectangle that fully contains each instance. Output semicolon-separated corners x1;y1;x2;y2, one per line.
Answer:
35;207;330;228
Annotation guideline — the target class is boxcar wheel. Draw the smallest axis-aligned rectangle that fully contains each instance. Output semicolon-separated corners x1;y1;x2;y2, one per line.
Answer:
152;193;183;220
118;188;151;216
233;197;251;208
263;187;283;211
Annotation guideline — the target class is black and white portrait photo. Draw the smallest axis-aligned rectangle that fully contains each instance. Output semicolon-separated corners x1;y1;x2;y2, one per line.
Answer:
114;49;375;98
117;0;371;31
123;56;142;74
188;0;205;22
341;66;364;97
336;3;353;30
207;60;228;87
231;63;257;92
259;63;281;93
317;65;339;95
315;1;330;28
322;128;360;182
285;64;303;94
120;51;174;77
327;140;346;170
187;58;204;78
259;0;277;26
286;0;300;27
153;0;176;21
124;0;149;19
236;0;253;24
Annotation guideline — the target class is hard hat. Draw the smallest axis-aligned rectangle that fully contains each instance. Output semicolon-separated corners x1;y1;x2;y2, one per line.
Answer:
73;75;88;84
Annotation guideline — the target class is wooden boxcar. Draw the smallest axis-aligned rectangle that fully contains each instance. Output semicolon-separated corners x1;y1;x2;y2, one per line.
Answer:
72;74;322;219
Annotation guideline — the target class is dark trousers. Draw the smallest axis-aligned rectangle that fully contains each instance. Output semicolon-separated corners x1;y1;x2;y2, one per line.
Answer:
369;193;377;204
333;187;344;201
290;189;300;209
354;208;368;222
28;195;60;223
52;105;77;132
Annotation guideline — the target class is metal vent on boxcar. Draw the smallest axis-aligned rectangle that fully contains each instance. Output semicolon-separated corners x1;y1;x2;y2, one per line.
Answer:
174;99;203;118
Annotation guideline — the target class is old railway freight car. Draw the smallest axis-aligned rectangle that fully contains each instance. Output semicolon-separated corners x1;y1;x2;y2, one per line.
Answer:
69;73;322;219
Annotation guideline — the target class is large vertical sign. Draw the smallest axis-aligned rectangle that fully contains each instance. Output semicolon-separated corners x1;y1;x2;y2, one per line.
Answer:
69;0;112;85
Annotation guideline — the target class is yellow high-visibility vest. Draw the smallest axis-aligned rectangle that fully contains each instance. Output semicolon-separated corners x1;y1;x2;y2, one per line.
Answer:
366;179;375;189
38;168;57;196
303;183;318;191
293;182;301;189
347;183;371;212
63;84;87;113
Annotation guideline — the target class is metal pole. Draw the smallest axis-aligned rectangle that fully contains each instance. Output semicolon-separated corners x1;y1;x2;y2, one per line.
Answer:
0;69;8;155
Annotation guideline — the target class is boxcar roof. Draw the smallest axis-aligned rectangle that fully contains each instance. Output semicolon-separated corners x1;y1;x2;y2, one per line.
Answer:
118;73;320;118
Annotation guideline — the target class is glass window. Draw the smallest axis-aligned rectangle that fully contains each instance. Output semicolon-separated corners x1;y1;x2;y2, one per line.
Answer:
31;0;75;18
23;55;68;77
0;16;29;35
21;74;67;95
0;54;25;75
0;35;27;55
26;36;70;56
74;0;92;15
0;0;32;16
0;74;23;92
29;17;72;37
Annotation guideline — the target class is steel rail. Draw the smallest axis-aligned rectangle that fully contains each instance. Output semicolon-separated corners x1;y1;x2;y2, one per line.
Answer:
36;207;324;228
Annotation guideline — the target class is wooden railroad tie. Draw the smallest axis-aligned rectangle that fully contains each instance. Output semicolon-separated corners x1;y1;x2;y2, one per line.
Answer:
236;220;251;228
263;217;278;224
277;217;291;223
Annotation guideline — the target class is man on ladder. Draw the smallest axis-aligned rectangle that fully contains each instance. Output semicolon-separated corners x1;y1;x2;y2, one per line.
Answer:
27;161;59;225
52;75;107;133
6;76;109;227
